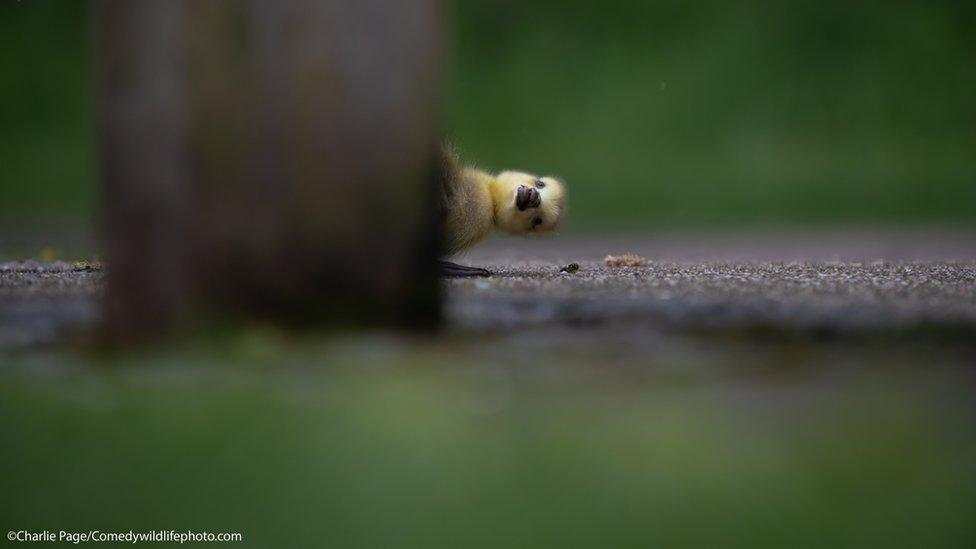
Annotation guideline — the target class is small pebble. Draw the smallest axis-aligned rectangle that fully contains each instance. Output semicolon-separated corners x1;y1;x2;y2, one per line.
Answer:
605;253;647;267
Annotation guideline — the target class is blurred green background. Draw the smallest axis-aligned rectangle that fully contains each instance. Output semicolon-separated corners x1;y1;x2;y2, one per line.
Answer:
2;0;974;227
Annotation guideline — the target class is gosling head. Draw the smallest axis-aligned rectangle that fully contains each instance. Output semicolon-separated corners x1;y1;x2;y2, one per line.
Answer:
492;171;567;236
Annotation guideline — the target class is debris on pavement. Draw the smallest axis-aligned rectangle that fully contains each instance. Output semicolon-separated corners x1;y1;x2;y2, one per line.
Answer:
72;260;104;272
604;253;647;267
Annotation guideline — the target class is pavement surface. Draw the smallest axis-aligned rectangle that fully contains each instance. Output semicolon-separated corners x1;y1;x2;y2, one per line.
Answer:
2;232;975;355
448;232;976;334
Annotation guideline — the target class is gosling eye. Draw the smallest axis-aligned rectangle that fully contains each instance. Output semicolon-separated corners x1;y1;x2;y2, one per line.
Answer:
532;217;543;228
534;179;546;189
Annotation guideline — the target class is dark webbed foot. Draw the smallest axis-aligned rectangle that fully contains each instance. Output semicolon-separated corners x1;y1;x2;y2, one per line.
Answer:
439;260;491;277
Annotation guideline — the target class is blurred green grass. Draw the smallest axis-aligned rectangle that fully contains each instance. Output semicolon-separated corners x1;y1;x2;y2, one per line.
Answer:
448;1;976;227
0;1;95;221
2;336;975;548
0;1;974;226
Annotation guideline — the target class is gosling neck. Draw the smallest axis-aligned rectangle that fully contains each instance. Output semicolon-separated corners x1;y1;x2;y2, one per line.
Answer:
485;174;511;225
464;167;504;225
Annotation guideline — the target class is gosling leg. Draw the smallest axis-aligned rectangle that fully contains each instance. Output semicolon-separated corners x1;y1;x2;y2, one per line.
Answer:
439;260;491;277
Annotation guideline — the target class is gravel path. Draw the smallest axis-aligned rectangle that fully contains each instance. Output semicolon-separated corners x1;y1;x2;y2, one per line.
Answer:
446;261;976;335
445;233;976;336
0;261;104;347
2;232;975;348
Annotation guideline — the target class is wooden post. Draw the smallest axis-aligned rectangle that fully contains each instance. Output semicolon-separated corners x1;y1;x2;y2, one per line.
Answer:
97;1;189;342
98;0;442;342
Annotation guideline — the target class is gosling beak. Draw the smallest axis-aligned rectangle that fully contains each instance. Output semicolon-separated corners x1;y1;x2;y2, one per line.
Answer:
516;185;541;211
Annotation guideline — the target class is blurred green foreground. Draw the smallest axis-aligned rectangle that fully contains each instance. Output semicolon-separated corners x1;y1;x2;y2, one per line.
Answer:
3;335;975;547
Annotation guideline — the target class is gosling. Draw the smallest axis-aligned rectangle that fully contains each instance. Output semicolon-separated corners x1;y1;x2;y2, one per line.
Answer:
438;147;567;277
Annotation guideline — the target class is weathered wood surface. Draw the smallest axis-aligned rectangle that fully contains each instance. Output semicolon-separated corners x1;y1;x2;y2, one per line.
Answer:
98;0;443;342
